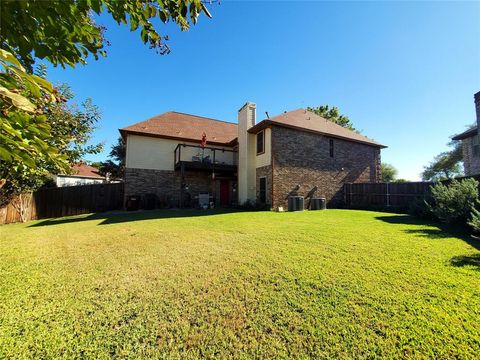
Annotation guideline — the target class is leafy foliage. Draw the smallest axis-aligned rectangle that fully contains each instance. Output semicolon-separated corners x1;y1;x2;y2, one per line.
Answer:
428;178;479;225
468;207;480;234
108;137;126;166
408;197;435;220
46;83;103;163
0;0;213;70
422;140;463;181
307;105;357;131
381;163;398;182
0;49;66;167
0;81;103;206
96;137;126;179
1;0;210;200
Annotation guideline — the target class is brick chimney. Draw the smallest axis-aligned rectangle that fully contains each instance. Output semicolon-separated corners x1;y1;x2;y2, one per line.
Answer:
475;91;480;133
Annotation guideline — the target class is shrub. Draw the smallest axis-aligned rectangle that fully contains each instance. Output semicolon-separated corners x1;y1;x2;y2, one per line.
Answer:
237;200;271;211
468;207;480;234
409;197;436;220
428;178;479;225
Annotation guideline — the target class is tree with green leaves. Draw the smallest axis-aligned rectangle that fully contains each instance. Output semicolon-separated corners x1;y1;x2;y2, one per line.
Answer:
108;137;126;166
0;49;66;167
307;105;357;131
1;0;212;196
381;163;398;182
0;81;103;207
422;140;463;181
45;82;103;162
0;0;213;70
97;137;126;179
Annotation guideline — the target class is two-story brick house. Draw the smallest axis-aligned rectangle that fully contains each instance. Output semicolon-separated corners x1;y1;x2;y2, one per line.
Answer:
452;91;480;176
120;103;385;210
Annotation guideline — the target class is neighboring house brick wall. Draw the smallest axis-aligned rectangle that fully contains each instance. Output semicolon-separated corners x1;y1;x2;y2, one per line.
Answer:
461;136;480;176
256;165;272;206
270;126;381;209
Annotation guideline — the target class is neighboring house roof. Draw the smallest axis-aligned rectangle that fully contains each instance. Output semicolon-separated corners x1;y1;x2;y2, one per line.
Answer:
249;109;386;148
452;126;477;141
58;164;105;179
120;111;238;146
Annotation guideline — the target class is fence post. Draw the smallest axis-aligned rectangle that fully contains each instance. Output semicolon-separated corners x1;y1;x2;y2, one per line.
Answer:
386;182;390;207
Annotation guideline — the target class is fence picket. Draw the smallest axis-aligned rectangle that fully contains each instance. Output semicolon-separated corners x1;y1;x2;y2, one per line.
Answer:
0;183;124;225
344;181;433;210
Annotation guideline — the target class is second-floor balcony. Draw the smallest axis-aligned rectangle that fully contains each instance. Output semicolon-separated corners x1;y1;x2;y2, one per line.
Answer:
174;144;238;173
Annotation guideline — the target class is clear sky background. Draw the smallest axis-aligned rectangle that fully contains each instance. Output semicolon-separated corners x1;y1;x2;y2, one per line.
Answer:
47;1;480;180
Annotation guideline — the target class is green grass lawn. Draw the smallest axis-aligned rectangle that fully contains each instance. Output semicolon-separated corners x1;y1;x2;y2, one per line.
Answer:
0;209;479;358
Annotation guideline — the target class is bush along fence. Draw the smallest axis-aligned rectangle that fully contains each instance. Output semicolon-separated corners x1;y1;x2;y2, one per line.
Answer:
0;182;124;225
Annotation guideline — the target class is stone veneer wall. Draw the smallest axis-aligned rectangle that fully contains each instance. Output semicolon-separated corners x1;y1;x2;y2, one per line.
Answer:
270;126;381;209
125;168;214;207
256;165;272;206
461;136;480;176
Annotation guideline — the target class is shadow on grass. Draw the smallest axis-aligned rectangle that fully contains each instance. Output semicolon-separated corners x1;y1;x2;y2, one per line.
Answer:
450;253;480;271
29;208;242;227
375;214;480;251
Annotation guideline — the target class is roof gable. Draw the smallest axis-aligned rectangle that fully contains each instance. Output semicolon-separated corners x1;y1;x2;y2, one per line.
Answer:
120;111;238;145
249;109;385;148
452;126;477;141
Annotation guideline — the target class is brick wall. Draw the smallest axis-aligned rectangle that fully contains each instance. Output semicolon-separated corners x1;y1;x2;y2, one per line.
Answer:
124;168;214;207
270;126;381;209
461;136;480;176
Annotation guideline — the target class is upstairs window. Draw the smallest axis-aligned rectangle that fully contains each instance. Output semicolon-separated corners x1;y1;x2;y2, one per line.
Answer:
329;139;334;158
257;130;265;155
473;135;480;157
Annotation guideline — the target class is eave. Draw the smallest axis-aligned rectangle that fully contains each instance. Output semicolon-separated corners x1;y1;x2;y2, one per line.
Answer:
248;120;387;149
119;129;236;148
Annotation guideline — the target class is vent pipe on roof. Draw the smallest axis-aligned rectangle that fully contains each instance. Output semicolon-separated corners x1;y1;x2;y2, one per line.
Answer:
265;111;270;119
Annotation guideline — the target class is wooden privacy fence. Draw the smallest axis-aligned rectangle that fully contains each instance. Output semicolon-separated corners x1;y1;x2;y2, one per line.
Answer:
0;182;124;225
344;182;434;210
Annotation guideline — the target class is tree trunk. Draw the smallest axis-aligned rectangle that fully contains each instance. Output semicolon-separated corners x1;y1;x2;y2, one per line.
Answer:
11;193;32;223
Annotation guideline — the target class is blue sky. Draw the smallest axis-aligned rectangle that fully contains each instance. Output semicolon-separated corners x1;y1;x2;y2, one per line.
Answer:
47;1;480;180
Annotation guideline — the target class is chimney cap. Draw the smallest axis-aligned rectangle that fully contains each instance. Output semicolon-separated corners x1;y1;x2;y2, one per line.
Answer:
238;101;256;113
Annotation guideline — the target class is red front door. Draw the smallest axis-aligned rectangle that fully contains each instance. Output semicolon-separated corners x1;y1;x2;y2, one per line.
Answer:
220;180;230;206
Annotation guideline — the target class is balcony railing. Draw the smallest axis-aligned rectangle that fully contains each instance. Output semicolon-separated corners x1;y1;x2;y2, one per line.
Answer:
174;144;238;173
